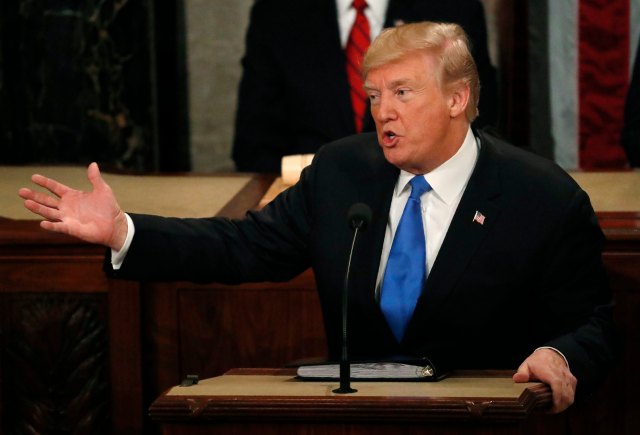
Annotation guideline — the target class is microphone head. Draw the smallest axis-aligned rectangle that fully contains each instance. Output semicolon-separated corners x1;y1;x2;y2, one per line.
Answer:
347;203;372;230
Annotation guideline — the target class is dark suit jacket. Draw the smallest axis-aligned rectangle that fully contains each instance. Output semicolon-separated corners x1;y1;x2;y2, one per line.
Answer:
110;130;617;399
232;0;498;172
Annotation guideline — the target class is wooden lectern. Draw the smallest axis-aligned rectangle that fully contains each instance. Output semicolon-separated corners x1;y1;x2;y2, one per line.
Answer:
149;368;561;435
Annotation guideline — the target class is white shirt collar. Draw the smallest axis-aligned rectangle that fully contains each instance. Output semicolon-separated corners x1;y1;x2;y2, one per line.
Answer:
336;0;387;17
336;0;389;18
395;127;479;205
336;0;388;47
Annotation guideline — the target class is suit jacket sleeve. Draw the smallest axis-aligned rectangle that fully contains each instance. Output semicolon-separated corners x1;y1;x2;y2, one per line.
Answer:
534;186;619;398
105;174;316;284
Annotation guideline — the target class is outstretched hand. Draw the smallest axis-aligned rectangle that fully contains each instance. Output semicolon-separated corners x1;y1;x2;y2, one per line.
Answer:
18;162;128;250
513;348;577;414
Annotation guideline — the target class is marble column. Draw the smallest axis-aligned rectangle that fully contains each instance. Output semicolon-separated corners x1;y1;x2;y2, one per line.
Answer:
1;0;160;171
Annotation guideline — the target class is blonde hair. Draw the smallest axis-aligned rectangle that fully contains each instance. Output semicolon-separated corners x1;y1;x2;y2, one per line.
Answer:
362;22;480;122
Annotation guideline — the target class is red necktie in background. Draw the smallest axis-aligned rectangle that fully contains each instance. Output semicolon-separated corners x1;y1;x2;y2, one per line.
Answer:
345;0;370;133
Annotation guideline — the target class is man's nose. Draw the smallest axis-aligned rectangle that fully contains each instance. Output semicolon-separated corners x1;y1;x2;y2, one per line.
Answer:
375;96;397;122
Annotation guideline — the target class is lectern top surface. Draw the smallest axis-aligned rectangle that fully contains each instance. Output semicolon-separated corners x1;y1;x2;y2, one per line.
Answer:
166;373;539;399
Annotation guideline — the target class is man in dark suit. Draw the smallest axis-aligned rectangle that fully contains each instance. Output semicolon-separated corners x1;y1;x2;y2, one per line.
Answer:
20;22;616;414
232;0;498;172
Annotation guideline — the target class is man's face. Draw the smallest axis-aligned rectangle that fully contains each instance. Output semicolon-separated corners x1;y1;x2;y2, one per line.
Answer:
364;53;464;174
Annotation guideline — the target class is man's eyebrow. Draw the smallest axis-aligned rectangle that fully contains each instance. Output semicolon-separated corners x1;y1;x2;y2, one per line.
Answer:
363;82;378;92
363;78;413;91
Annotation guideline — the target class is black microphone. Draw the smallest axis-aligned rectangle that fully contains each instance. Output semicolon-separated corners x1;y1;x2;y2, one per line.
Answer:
333;203;372;394
348;202;372;231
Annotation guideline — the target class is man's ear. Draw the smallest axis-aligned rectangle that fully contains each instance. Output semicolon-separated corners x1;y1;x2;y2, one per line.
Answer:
448;83;470;118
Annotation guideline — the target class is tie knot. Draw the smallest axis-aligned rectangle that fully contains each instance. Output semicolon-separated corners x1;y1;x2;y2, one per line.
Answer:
409;176;431;199
352;0;367;12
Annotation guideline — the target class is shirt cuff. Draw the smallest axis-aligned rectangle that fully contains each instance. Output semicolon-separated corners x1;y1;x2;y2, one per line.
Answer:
535;346;570;370
111;213;135;270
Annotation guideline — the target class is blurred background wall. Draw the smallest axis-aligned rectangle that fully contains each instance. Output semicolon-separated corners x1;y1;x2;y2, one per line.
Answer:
1;0;637;172
185;0;500;172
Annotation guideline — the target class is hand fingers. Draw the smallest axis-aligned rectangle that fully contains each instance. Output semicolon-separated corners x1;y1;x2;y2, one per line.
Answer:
512;362;532;383
31;173;71;198
512;372;529;383
514;366;573;413
40;220;71;235
23;199;62;223
18;187;35;201
18;188;60;209
87;162;108;191
548;373;576;413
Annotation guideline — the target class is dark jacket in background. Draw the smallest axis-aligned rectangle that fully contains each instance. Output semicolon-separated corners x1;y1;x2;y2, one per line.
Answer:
232;0;498;172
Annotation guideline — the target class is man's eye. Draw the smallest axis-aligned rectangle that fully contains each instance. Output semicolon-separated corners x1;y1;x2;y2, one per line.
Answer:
397;89;408;96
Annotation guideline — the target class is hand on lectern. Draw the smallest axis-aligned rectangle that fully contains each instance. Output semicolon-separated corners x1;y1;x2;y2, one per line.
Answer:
18;162;128;251
513;348;577;414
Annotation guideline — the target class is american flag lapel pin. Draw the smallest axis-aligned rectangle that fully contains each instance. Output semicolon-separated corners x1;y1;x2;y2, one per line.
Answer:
472;210;486;225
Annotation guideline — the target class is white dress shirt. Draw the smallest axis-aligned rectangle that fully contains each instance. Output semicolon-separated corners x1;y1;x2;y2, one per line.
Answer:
336;0;389;47
375;127;480;299
111;213;134;269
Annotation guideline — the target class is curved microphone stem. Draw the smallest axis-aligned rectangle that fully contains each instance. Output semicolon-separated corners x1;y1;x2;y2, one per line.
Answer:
333;223;361;394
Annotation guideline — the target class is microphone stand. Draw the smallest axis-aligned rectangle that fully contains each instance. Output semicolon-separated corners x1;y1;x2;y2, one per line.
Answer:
333;221;362;394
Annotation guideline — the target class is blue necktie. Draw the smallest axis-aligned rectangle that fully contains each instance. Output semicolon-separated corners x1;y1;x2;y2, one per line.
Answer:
380;175;432;342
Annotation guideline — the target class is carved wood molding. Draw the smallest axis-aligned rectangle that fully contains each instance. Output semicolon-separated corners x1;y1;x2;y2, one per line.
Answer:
3;294;110;434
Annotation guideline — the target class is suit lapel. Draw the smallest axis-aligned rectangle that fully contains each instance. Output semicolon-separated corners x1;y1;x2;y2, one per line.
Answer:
350;154;399;319
405;134;503;338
